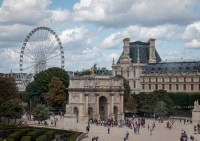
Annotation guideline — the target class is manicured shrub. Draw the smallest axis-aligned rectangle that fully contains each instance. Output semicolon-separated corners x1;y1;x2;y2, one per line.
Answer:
43;131;55;140
8;131;26;141
36;135;47;141
60;133;71;140
26;130;45;141
6;138;14;141
20;136;32;141
67;132;82;141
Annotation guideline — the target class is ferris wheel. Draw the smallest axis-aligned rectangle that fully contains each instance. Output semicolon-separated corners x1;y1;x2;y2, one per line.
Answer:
19;27;64;86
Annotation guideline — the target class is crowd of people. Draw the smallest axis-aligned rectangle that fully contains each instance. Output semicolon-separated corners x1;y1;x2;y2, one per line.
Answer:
86;116;199;141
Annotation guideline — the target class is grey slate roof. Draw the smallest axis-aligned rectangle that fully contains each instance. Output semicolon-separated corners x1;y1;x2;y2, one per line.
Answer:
117;41;162;64
143;61;200;73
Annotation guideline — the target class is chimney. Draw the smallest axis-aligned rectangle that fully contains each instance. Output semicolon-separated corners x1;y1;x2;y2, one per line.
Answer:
149;38;156;63
123;38;130;56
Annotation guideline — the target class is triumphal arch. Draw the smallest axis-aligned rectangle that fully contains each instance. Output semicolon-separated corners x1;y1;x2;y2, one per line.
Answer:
68;76;124;123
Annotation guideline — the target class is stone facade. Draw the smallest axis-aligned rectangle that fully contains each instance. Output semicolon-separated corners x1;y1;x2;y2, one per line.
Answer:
68;76;124;123
112;38;200;94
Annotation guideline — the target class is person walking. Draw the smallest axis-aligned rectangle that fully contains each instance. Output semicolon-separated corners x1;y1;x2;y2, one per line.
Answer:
150;127;153;135
108;127;110;134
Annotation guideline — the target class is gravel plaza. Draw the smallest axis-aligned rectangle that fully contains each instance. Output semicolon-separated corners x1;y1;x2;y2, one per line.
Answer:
25;115;200;141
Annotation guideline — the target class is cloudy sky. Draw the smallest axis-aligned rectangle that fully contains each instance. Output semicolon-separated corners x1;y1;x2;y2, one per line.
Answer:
0;0;200;73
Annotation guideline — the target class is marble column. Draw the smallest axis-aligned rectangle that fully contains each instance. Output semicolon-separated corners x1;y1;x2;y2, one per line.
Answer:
110;94;114;113
120;93;124;113
95;94;99;115
85;94;89;115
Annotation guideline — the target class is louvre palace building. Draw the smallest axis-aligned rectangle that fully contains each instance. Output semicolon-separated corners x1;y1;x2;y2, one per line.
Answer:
112;38;200;94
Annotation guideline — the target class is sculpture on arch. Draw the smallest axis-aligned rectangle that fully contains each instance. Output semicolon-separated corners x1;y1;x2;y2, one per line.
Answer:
194;100;200;110
66;104;73;115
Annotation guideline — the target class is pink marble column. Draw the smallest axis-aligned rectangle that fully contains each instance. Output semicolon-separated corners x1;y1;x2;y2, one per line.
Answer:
95;94;99;115
120;94;124;113
110;94;114;113
85;94;89;115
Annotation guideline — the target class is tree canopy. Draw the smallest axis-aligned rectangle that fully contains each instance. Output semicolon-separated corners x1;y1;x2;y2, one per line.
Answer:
26;67;69;104
43;77;67;107
0;99;23;123
0;77;19;106
154;101;168;117
32;104;49;122
139;90;174;114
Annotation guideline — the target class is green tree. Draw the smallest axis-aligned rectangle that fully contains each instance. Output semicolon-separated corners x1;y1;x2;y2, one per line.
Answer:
116;75;131;103
140;90;174;115
0;77;19;106
154;101;168;123
168;92;189;107
43;77;66;107
0;99;23;123
20;91;30;103
154;101;168;117
26;67;69;104
32;104;49;123
115;75;133;112
124;96;137;113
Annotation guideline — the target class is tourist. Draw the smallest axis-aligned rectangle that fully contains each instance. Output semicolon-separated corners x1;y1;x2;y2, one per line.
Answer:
194;125;197;132
181;131;188;141
125;131;129;139
108;127;110;134
150;127;153;135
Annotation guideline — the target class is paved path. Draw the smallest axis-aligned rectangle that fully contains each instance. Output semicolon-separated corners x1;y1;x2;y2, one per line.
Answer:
81;119;200;141
25;116;200;141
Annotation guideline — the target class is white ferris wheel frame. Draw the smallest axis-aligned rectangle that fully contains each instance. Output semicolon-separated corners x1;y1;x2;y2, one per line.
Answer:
19;27;64;86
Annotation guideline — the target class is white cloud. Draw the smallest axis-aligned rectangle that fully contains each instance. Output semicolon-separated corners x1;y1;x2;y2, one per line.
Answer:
100;24;182;49
0;0;51;25
101;32;122;48
185;40;200;48
60;26;90;45
0;48;19;73
0;0;71;49
0;24;33;42
182;21;200;48
73;0;200;27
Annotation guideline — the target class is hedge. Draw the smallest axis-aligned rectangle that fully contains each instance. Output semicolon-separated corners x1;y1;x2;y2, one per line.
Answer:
36;135;47;141
6;138;14;141
8;131;26;141
20;136;32;141
67;132;82;141
26;130;45;141
168;92;200;107
43;131;55;140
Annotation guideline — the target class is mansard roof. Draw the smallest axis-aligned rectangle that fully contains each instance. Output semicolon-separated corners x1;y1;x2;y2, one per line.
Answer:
117;41;162;64
144;61;200;73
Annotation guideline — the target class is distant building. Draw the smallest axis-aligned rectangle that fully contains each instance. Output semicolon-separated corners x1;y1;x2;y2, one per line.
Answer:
0;72;26;92
112;38;200;94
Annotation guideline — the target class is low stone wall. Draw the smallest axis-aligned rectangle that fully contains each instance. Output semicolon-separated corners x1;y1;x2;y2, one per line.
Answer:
76;132;88;141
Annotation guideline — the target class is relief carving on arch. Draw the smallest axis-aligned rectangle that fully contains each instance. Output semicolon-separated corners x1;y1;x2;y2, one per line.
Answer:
89;96;95;103
114;96;120;103
72;95;79;102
